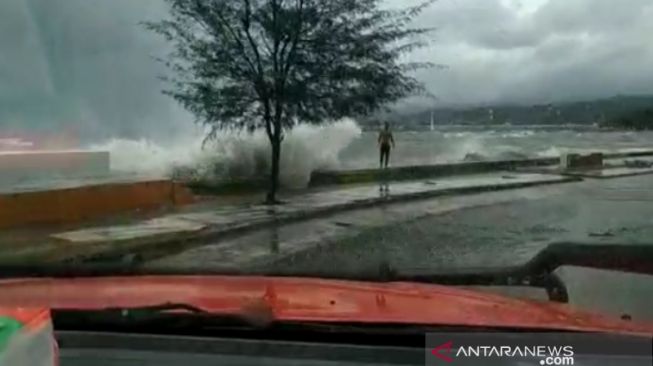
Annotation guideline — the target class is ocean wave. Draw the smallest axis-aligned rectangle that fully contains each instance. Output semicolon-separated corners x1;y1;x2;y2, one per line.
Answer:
461;150;530;162
500;130;536;138
537;146;566;157
443;132;475;138
89;118;362;188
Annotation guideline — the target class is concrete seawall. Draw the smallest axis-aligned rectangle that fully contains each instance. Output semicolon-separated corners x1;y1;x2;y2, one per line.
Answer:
604;150;653;159
309;150;653;187
180;150;653;192
0;178;195;229
0;150;109;181
310;158;559;186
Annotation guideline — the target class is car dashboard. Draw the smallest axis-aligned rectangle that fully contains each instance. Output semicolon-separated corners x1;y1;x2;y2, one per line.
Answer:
56;331;652;366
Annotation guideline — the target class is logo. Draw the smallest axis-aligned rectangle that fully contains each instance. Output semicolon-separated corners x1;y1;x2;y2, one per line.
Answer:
426;333;651;366
429;341;575;364
431;341;453;362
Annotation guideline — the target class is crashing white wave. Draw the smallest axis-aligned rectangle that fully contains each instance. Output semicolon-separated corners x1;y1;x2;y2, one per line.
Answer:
89;137;200;175
500;130;536;138
87;125;653;178
442;131;475;138
536;146;566;157
445;134;530;162
535;146;604;157
89;118;362;188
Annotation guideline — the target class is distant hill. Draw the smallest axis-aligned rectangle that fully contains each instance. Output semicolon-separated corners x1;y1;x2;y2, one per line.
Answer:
363;95;653;130
604;108;653;130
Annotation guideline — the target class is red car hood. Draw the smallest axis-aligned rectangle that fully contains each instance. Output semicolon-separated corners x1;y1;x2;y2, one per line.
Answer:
1;275;651;335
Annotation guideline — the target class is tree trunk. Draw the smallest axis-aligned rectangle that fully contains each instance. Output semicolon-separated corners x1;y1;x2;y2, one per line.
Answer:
266;132;282;204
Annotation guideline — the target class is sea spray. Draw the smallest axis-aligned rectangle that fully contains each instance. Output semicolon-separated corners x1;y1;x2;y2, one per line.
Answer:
89;118;362;188
277;119;363;187
85;126;653;177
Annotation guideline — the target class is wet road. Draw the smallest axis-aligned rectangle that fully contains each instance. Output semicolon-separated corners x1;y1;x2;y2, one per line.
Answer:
145;181;566;271
270;174;653;272
146;174;653;321
266;174;653;321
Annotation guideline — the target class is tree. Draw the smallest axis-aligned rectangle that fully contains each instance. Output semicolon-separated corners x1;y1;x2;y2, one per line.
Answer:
146;0;434;203
604;108;653;130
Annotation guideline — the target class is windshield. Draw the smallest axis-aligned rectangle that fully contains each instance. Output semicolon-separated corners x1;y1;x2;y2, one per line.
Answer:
1;0;653;326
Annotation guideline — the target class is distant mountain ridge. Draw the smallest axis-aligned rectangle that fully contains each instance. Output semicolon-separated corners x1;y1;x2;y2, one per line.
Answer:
364;95;653;129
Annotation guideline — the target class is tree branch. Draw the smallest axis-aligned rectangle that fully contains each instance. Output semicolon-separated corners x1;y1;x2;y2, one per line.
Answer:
242;0;265;78
204;0;261;84
281;0;304;78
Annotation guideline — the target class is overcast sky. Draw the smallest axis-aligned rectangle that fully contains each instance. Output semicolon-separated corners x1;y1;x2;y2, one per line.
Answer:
408;0;653;107
1;0;653;137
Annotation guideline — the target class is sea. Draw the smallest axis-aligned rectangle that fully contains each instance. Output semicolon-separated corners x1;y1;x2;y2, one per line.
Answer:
91;119;653;188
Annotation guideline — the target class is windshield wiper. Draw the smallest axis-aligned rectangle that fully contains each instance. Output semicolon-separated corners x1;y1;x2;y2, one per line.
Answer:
258;241;653;304
52;302;274;332
2;242;652;305
372;241;653;303
53;303;567;339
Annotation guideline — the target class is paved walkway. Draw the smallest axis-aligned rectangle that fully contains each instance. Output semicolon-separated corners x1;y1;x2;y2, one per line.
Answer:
10;172;576;264
144;183;570;271
246;174;653;322
519;156;653;178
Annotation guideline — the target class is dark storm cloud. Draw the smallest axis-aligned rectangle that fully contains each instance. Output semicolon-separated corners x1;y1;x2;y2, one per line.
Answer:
0;0;53;100
1;0;653;137
405;0;653;106
0;0;186;139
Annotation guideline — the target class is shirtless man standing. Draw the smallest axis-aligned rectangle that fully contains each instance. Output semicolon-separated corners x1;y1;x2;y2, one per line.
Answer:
378;122;395;169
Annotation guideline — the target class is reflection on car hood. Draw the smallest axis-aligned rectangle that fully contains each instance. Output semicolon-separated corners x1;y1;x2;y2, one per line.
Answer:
0;276;651;335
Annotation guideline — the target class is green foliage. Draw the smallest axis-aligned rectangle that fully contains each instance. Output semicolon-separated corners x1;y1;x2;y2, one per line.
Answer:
146;0;434;201
605;108;653;130
377;95;653;129
146;0;433;138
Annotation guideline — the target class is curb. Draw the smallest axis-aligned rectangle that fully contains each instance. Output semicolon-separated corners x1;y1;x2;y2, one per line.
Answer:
604;150;653;159
516;167;653;180
308;151;653;187
309;158;560;186
561;169;653;180
178;151;653;194
39;175;583;264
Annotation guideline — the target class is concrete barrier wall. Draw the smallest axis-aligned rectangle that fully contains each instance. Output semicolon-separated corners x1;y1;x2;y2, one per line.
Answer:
0;180;194;229
179;149;653;192
0;150;110;180
561;153;604;169
603;150;653;159
309;150;653;187
309;157;560;186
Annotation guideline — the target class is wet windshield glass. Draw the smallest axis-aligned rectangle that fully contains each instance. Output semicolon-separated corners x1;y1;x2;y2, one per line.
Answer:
1;0;653;323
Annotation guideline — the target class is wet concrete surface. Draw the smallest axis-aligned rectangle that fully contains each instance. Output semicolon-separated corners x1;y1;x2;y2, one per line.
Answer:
0;173;163;194
145;174;653;322
268;174;653;321
53;172;570;246
268;176;653;273
143;182;566;270
146;175;653;271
